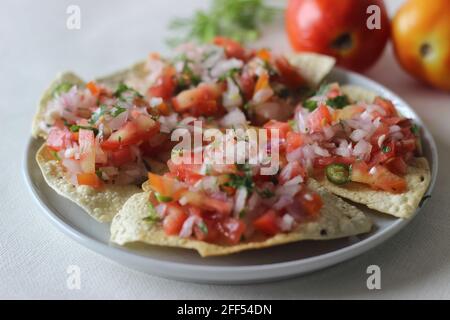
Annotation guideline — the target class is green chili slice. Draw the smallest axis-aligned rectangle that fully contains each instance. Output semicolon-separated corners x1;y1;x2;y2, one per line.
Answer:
325;163;350;185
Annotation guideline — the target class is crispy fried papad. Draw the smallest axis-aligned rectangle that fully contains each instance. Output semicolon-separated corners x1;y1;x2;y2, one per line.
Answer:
32;72;85;139
110;180;372;257
317;85;431;218
32;69;146;222
288;53;336;87
316;158;430;219
36;145;140;222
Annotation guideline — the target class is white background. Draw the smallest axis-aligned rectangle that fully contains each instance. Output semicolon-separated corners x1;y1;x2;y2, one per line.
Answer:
1;0;450;299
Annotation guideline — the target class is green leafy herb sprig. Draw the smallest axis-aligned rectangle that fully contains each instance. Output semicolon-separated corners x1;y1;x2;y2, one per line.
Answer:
167;0;281;46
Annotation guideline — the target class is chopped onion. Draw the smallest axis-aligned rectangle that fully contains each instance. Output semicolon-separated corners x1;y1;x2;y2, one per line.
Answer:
253;88;273;104
350;129;368;142
284;175;303;186
353;139;372;158
279;214;295;231
179;216;199;238
223;78;243;110
220;108;247;127
273;196;294;210
233;187;248;218
210;58;243;79
313;143;330;157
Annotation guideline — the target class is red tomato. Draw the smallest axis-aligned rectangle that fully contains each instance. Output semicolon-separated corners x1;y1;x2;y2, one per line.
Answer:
296;189;323;217
369;123;390;147
308;104;332;132
274;56;306;89
193;219;221;243
172;83;223;116
369;141;396;166
77;173;102;188
396;138;416;154
239;72;256;101
213;37;247;61
264;120;291;140
167;159;203;185
374;97;398;117
148;66;176;100
163;204;188;235
79;129;96;173
101;116;159;151
147;173;186;200
253;210;280;236
351;162;407;193
111;147;134;167
218;218;246;245
286;131;304;153
385;157;408;176
285;0;390;71
46;127;72;151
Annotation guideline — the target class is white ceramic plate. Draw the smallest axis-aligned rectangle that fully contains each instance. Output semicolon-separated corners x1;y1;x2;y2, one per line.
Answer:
24;68;438;284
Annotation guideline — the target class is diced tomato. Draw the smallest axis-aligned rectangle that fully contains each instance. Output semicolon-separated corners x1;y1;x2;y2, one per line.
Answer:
369;123;390;147
239;72;255;101
182;191;233;216
110;147;134;167
148;66;176;100
256;48;271;61
253;210;280;236
254;72;270;93
218;218;246;245
264;120;291;140
325;83;342;98
308;104;332;132
396;138;416;154
77;173;102;188
147;173;186;200
335;105;365;121
46;127;72;151
101;116;159;150
286;131;304;153
193;219;221;243
86;81;100;96
369;141;396;166
274;56;306;89
79;129;96;173
296;189;323;218
172;83;223;117
313;156;355;169
163;204;188;235
167;159;203;184
351;162;407;193
374;97;397;117
213;37;246;61
385;157;408;176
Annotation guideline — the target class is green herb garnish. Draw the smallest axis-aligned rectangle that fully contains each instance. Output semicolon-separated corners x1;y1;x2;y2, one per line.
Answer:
257;188;275;199
69;124;99;135
155;193;173;203
50;150;60;161
303;99;318;112
114;83;143;99
224;173;255;193
326;95;350;109
89;104;107;125
197;221;208;234
382;145;391;153
167;0;280;46
143;203;160;223
53;83;74;97
111;105;127;117
411;124;420;136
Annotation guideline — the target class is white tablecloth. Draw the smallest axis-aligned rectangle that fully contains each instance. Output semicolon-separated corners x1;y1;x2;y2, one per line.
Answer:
1;0;449;299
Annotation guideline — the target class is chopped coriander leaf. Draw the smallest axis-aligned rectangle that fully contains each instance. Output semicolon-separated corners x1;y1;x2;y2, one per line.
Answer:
155;193;173;203
326;95;350;109
111;105;127;117
257;188;275;199
51;150;60;161
114;83;143;99
95;170;103;179
411;124;420;136
382;145;391;153
197;221;208;234
239;209;246;218
303;99;318;112
224;173;254;193
69;125;99;135
89;104;107;125
53;83;74;97
236;163;252;173
218;68;241;82
143;203;160;223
